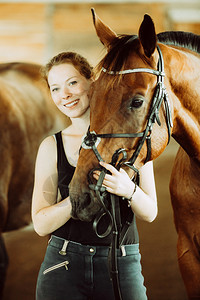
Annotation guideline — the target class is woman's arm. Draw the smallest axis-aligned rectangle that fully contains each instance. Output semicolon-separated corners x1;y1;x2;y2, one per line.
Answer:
128;161;157;222
93;161;157;223
31;136;72;236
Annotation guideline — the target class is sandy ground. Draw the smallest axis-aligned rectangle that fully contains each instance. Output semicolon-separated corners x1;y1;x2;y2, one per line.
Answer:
2;139;188;300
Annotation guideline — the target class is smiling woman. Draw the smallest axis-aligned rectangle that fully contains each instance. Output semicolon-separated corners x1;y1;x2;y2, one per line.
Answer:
48;63;91;118
42;52;92;119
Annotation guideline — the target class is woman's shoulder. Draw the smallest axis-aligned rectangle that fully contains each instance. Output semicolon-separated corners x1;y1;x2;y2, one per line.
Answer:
40;124;73;147
34;134;58;176
40;134;57;148
37;134;58;162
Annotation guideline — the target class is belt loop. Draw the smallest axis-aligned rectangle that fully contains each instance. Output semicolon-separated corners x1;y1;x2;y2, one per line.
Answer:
59;240;69;256
121;245;126;257
48;236;52;244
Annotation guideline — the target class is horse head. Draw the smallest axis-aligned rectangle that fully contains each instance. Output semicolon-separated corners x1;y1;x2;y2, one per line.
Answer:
70;10;173;222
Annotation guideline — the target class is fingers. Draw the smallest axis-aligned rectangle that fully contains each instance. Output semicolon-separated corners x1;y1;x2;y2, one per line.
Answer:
93;170;113;185
92;171;115;194
92;161;118;182
99;161;119;175
93;161;126;181
93;162;121;193
92;161;133;198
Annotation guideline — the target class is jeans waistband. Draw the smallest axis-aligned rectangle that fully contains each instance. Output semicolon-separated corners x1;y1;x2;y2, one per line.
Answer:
49;235;139;257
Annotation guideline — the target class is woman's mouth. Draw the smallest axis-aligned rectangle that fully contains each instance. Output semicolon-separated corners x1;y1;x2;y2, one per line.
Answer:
64;99;79;108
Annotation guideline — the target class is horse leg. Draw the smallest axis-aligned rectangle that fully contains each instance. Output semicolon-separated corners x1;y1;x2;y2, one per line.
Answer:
170;147;200;299
0;169;11;298
177;231;200;299
0;235;9;299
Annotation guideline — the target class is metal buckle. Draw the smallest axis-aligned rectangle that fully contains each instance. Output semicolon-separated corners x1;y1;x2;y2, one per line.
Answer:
82;131;101;149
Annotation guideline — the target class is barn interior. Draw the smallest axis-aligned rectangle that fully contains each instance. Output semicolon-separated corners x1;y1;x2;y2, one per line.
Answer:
1;1;200;299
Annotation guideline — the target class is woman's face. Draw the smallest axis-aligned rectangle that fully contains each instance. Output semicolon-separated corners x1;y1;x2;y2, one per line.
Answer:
48;63;92;118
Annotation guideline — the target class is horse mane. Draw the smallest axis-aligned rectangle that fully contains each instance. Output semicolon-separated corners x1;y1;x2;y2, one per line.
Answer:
157;31;200;54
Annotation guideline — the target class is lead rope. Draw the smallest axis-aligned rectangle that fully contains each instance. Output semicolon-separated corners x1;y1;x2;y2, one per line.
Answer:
108;150;130;300
109;193;122;300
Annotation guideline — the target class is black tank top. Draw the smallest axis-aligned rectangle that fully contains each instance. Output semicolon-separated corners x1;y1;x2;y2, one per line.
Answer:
52;131;139;245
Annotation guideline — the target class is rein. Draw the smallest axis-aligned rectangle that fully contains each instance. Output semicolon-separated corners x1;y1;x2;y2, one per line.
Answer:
81;46;173;299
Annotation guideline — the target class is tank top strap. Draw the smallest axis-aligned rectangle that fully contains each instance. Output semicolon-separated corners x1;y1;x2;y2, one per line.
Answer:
54;131;75;200
55;131;68;166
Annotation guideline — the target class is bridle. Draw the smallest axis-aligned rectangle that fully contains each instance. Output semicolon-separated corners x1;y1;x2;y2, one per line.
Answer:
82;45;173;174
81;45;173;299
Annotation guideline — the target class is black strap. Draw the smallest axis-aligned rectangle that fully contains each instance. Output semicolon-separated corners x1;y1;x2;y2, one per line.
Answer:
96;132;144;139
108;194;123;300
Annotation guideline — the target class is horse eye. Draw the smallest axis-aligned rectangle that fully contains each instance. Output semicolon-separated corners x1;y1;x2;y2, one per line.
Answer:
129;95;144;109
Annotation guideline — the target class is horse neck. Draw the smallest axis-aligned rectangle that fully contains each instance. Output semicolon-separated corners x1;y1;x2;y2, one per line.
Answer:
166;46;200;163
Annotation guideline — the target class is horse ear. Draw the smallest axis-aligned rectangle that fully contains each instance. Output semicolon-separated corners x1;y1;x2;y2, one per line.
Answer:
91;8;117;48
139;14;157;58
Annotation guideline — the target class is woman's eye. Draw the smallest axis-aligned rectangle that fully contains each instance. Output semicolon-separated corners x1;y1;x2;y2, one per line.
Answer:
129;95;144;109
52;87;59;93
69;80;77;86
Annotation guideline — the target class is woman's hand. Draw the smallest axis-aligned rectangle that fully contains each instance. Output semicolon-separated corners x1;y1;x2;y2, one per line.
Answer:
93;160;158;223
93;161;135;199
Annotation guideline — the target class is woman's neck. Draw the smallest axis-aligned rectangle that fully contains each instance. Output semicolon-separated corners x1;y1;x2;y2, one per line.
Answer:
69;108;90;135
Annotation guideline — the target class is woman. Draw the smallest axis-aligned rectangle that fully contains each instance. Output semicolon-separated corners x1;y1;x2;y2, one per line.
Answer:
32;51;157;300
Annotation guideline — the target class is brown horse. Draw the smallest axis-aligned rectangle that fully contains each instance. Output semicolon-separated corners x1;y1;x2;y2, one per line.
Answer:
0;62;69;296
69;10;200;299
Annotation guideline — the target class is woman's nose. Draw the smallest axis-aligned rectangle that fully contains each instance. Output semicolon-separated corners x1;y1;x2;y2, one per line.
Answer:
62;86;72;98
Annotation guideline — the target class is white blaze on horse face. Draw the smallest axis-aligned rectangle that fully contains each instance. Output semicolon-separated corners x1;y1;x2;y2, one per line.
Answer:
48;63;91;119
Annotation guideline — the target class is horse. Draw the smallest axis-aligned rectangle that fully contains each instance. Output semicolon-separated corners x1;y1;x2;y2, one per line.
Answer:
69;9;200;299
0;61;69;297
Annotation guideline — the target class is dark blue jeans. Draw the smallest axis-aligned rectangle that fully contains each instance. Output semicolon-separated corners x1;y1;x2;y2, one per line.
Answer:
36;235;147;300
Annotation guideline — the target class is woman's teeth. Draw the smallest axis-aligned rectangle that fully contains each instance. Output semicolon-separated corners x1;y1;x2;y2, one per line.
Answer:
65;100;79;108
